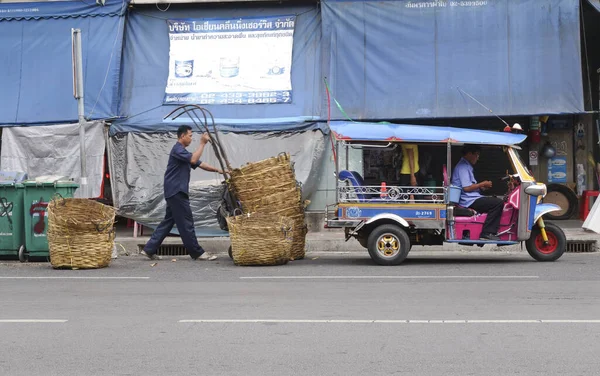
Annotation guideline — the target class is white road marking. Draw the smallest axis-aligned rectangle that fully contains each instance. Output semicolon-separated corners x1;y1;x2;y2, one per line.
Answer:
0;320;68;323
240;275;539;280
179;319;600;324
0;277;149;280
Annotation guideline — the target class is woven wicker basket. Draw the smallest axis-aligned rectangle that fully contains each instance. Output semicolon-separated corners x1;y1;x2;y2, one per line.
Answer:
270;204;305;218
47;198;116;270
288;213;308;260
227;213;292;266
242;187;302;213
234;180;299;202
230;167;296;189
234;153;292;175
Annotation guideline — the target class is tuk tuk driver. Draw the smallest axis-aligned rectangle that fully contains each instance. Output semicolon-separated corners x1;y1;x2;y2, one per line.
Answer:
451;144;504;241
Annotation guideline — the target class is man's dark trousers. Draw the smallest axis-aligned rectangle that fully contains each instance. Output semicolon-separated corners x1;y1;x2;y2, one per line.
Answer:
469;197;504;235
143;192;204;259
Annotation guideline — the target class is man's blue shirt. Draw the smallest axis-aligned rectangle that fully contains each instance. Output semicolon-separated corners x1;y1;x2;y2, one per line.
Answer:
163;142;200;199
451;157;482;207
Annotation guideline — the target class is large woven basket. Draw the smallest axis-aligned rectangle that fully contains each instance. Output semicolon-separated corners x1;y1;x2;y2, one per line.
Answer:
234;180;299;202
226;213;292;266
47;198;116;270
242;187;302;214
230;167;296;189
288;213;307;260
232;153;292;176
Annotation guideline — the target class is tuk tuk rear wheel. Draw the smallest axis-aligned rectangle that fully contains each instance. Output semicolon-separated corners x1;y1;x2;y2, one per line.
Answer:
525;222;566;262
367;224;410;266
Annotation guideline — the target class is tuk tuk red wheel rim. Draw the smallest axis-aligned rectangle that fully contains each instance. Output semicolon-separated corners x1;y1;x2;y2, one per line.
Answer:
535;231;558;254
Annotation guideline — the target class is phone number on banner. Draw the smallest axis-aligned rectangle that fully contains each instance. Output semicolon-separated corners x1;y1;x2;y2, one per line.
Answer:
164;91;292;105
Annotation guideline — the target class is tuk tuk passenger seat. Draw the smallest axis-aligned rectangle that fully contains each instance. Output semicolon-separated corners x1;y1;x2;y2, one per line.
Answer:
338;170;368;201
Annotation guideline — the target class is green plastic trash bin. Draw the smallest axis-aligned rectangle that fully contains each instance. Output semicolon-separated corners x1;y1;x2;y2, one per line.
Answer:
0;182;25;259
22;180;79;261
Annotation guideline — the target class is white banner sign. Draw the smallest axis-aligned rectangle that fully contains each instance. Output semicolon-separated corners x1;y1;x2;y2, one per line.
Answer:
164;16;295;105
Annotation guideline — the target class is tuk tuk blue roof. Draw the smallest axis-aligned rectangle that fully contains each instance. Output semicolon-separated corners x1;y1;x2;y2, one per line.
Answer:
329;121;527;146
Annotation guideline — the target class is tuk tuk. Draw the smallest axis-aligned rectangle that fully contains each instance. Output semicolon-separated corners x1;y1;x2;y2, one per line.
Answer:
325;121;566;265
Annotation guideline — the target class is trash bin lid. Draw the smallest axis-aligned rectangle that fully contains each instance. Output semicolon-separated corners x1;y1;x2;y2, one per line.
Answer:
0;181;24;188
22;175;78;187
0;171;27;183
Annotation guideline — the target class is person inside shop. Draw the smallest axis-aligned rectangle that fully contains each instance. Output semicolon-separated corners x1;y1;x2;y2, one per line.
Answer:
141;125;224;261
451;144;503;241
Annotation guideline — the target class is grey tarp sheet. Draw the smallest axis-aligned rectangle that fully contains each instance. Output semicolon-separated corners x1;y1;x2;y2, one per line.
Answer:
108;131;326;234
1;121;106;198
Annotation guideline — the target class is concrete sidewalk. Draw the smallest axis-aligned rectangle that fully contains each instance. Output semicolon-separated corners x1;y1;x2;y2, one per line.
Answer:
114;219;599;256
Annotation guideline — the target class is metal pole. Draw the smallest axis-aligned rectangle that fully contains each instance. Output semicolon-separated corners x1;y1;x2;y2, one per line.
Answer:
446;142;452;183
72;29;88;197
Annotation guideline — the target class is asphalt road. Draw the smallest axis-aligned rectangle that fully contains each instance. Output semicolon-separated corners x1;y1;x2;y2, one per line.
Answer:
1;250;599;376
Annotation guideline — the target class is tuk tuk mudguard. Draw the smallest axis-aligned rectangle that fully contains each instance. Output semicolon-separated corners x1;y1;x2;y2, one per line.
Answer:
365;213;410;228
533;203;562;225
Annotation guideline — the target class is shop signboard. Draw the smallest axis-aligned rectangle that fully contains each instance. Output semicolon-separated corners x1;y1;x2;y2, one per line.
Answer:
164;16;295;105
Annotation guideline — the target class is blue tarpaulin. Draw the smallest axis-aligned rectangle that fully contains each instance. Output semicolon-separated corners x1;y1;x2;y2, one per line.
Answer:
329;121;527;146
0;0;126;125
321;0;585;120
112;4;323;134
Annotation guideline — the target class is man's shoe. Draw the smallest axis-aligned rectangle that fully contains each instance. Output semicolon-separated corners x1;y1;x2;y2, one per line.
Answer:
140;250;162;260
196;252;217;261
479;233;500;241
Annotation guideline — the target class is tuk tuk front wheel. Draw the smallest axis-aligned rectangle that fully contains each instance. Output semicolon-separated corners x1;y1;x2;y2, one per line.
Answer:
367;224;410;266
525;222;566;262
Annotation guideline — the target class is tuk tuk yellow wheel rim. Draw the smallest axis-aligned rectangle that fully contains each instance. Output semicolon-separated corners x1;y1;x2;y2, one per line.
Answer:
377;234;400;257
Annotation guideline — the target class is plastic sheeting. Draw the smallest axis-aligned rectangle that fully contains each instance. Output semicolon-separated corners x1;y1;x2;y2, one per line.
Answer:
582;196;600;234
0;121;106;198
112;4;322;134
108;130;326;233
0;0;126;125
321;0;584;120
587;0;600;12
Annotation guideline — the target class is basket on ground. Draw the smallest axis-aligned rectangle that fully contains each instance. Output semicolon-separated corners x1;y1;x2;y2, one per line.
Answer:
287;213;307;260
48;198;116;269
226;213;293;266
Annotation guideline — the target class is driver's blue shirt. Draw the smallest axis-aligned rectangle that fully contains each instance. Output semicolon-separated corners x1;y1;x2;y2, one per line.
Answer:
164;142;201;199
451;157;482;207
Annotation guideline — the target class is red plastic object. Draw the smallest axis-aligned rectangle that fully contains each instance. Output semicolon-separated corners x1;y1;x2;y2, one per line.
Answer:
380;182;387;198
528;129;541;143
580;190;600;221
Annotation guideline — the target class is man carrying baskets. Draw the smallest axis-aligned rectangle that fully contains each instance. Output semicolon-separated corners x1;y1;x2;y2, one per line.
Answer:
141;125;222;261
